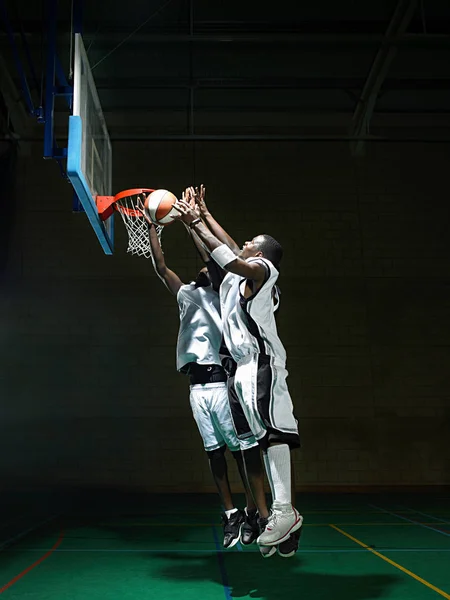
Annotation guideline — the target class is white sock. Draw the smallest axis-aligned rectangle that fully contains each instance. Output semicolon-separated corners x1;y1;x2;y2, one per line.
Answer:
263;453;275;500
225;508;238;518
266;444;291;506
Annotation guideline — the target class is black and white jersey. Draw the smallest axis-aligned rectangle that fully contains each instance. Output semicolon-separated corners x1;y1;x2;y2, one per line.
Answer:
176;284;223;372
220;257;286;367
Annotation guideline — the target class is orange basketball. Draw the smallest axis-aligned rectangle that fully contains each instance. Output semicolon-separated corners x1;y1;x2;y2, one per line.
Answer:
145;189;178;225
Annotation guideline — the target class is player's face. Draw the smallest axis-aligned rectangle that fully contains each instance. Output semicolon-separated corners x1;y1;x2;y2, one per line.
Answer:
194;267;211;288
239;235;264;259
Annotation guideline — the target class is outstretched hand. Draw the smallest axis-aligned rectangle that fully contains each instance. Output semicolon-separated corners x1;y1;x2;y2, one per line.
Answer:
173;198;201;225
182;186;197;210
180;185;208;215
136;195;154;227
195;184;208;216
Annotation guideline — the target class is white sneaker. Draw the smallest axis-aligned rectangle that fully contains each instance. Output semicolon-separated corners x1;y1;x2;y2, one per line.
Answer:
257;515;277;558
257;502;303;546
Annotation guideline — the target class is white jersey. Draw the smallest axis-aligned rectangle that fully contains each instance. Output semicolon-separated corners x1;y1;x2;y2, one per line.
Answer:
176;284;223;372
220;257;286;367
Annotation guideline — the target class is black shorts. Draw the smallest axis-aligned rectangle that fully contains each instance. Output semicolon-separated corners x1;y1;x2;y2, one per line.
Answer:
233;354;300;450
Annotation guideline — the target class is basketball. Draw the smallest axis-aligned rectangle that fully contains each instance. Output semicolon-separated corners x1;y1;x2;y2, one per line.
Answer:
145;189;179;225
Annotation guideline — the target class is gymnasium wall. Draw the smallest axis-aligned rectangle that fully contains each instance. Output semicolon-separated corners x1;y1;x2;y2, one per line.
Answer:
1;140;450;493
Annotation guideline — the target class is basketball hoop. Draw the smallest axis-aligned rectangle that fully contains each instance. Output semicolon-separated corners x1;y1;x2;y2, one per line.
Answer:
96;188;164;259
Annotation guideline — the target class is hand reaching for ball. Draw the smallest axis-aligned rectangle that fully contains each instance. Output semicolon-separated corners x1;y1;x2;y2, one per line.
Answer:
182;186;197;210
136;195;154;227
173;197;201;225
195;185;208;217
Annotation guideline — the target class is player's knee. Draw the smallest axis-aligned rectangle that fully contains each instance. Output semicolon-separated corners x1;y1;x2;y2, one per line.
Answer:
258;434;269;453
231;449;242;461
243;445;260;459
242;445;263;473
206;445;226;461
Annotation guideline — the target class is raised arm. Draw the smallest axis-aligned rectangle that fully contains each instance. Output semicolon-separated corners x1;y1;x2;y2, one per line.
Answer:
181;186;225;292
184;221;210;262
186;224;225;291
173;199;266;287
181;186;213;263
194;185;240;255
139;196;183;296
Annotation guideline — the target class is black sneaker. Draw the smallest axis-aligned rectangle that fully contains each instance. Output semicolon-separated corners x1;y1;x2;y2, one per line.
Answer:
222;509;245;548
257;515;277;558
240;508;259;545
277;527;302;558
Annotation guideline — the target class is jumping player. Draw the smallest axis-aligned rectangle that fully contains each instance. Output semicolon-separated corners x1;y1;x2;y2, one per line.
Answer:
137;194;258;549
173;189;303;555
181;188;277;558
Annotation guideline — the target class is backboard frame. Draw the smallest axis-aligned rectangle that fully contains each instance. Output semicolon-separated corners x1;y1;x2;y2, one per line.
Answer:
67;33;114;254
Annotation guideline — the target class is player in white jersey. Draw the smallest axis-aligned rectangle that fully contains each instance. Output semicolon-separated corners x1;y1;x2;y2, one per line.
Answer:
138;195;259;549
173;188;303;557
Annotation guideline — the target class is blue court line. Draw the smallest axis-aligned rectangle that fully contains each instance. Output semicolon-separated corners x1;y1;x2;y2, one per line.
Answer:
212;526;233;600
369;504;450;539
7;547;450;554
0;513;61;551
401;506;450;527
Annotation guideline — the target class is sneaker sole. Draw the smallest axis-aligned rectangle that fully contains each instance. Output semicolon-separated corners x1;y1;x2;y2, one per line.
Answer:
278;527;303;557
240;528;258;546
257;515;303;547
260;546;277;559
277;549;296;558
240;537;257;546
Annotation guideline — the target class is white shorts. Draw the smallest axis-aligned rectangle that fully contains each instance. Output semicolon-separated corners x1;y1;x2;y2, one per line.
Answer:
234;354;300;448
189;382;257;452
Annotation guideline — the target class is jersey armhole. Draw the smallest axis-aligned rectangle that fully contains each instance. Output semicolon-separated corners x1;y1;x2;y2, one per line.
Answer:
240;259;271;302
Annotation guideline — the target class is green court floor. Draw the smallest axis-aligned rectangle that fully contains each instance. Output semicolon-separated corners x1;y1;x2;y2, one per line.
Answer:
1;493;450;599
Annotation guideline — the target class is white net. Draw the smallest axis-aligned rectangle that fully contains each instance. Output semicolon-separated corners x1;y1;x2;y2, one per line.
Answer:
115;195;163;258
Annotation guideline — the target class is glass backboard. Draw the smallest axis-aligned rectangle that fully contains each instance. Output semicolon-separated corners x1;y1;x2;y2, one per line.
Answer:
67;33;114;254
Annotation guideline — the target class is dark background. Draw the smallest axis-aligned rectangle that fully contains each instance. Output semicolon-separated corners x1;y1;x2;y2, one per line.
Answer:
1;0;449;494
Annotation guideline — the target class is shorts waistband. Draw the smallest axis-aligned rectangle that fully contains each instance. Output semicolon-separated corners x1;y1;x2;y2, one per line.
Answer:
190;381;228;390
188;363;227;385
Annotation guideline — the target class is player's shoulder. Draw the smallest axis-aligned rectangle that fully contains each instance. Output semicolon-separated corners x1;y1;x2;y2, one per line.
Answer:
180;283;218;299
246;256;278;277
222;270;240;285
178;283;194;293
246;256;274;268
177;282;194;299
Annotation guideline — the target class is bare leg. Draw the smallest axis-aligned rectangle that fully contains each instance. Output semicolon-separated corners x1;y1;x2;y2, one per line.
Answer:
242;446;269;519
232;450;257;511
207;447;234;511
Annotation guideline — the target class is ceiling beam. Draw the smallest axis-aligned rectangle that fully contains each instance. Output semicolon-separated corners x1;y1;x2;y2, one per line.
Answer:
350;0;419;156
19;133;450;142
1;32;450;46
76;77;450;91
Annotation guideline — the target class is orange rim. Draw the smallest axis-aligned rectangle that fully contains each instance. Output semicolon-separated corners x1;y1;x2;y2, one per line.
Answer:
112;188;156;218
113;188;155;202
